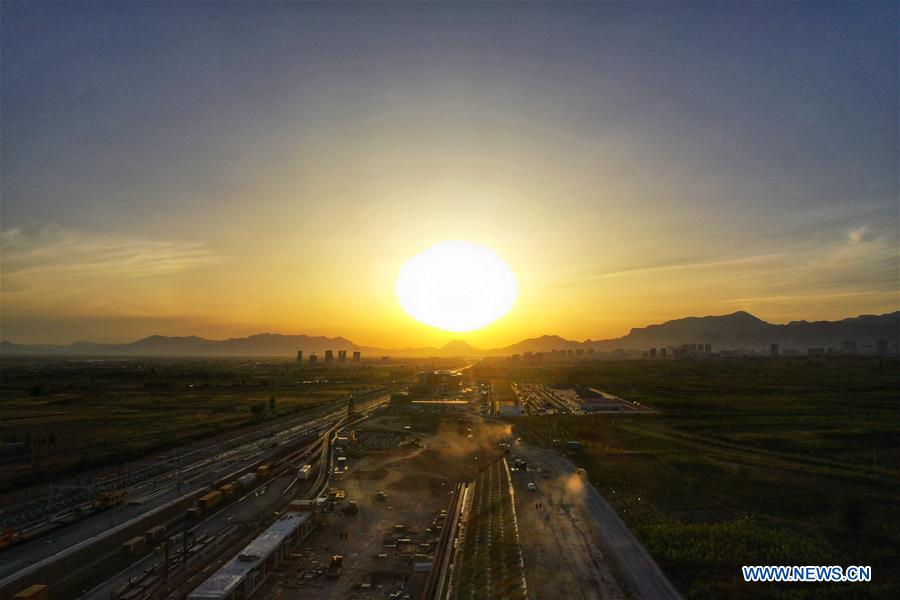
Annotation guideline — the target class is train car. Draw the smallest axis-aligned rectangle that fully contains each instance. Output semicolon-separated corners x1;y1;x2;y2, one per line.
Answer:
256;464;270;479
197;490;222;512
145;525;166;543
123;536;145;554
92;489;126;510
13;585;48;600
219;483;235;497
237;473;257;488
297;464;312;480
0;527;23;551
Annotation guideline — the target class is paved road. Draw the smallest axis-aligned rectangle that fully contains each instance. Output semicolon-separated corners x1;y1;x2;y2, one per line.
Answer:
517;444;681;600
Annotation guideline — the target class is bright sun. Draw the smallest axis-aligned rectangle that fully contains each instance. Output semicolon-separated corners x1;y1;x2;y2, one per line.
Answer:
396;240;518;332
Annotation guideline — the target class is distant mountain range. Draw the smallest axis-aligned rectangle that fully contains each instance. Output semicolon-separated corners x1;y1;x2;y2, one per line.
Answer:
2;311;897;358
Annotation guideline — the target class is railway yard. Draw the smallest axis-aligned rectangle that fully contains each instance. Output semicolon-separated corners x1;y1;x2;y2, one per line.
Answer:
0;356;693;600
0;357;399;600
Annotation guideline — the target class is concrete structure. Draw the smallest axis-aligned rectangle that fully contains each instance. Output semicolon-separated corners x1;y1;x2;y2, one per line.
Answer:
296;350;302;364
325;350;334;363
188;512;313;600
770;343;779;357
338;350;347;362
309;354;318;365
352;351;361;363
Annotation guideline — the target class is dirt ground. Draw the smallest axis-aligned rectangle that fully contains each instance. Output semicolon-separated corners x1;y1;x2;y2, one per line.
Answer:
261;412;509;600
510;445;626;600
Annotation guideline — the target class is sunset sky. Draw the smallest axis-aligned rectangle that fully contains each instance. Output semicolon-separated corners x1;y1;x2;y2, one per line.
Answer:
1;2;897;348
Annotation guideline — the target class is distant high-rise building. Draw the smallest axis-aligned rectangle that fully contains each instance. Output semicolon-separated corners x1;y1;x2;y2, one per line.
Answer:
309;353;318;365
296;350;303;364
840;341;857;354
689;344;697;352
704;344;712;354
325;350;334;363
770;343;779;357
660;348;667;359
649;348;657;359
338;350;347;362
566;349;574;358
352;351;361;363
877;338;889;356
575;348;584;358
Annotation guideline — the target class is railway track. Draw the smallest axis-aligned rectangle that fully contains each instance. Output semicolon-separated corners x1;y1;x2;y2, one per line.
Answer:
452;458;526;600
0;391;390;600
1;389;387;538
92;393;388;600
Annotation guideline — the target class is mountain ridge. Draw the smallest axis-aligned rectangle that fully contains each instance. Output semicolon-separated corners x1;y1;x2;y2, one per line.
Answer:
2;311;897;357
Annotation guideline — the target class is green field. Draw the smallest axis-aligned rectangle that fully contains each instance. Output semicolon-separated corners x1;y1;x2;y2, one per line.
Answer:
511;358;900;599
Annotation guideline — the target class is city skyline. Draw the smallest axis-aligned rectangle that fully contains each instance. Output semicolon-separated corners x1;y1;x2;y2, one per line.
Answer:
2;2;897;347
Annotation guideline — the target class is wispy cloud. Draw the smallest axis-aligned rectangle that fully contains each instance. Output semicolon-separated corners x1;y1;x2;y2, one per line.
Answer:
1;226;227;285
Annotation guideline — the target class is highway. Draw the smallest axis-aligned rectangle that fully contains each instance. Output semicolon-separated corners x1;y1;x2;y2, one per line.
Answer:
0;390;390;599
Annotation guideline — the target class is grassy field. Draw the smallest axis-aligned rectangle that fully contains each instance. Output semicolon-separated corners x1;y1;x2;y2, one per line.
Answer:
511;357;900;599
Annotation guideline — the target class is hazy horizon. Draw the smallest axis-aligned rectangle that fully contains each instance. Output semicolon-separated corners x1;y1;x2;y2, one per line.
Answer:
2;308;897;349
2;2;898;347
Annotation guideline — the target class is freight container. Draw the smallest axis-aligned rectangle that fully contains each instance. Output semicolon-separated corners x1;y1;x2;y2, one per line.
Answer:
219;483;235;497
297;464;312;480
198;490;222;511
256;464;270;478
14;585;48;600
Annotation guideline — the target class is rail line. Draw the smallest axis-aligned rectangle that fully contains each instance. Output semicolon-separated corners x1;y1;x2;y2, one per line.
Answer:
0;391;390;600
